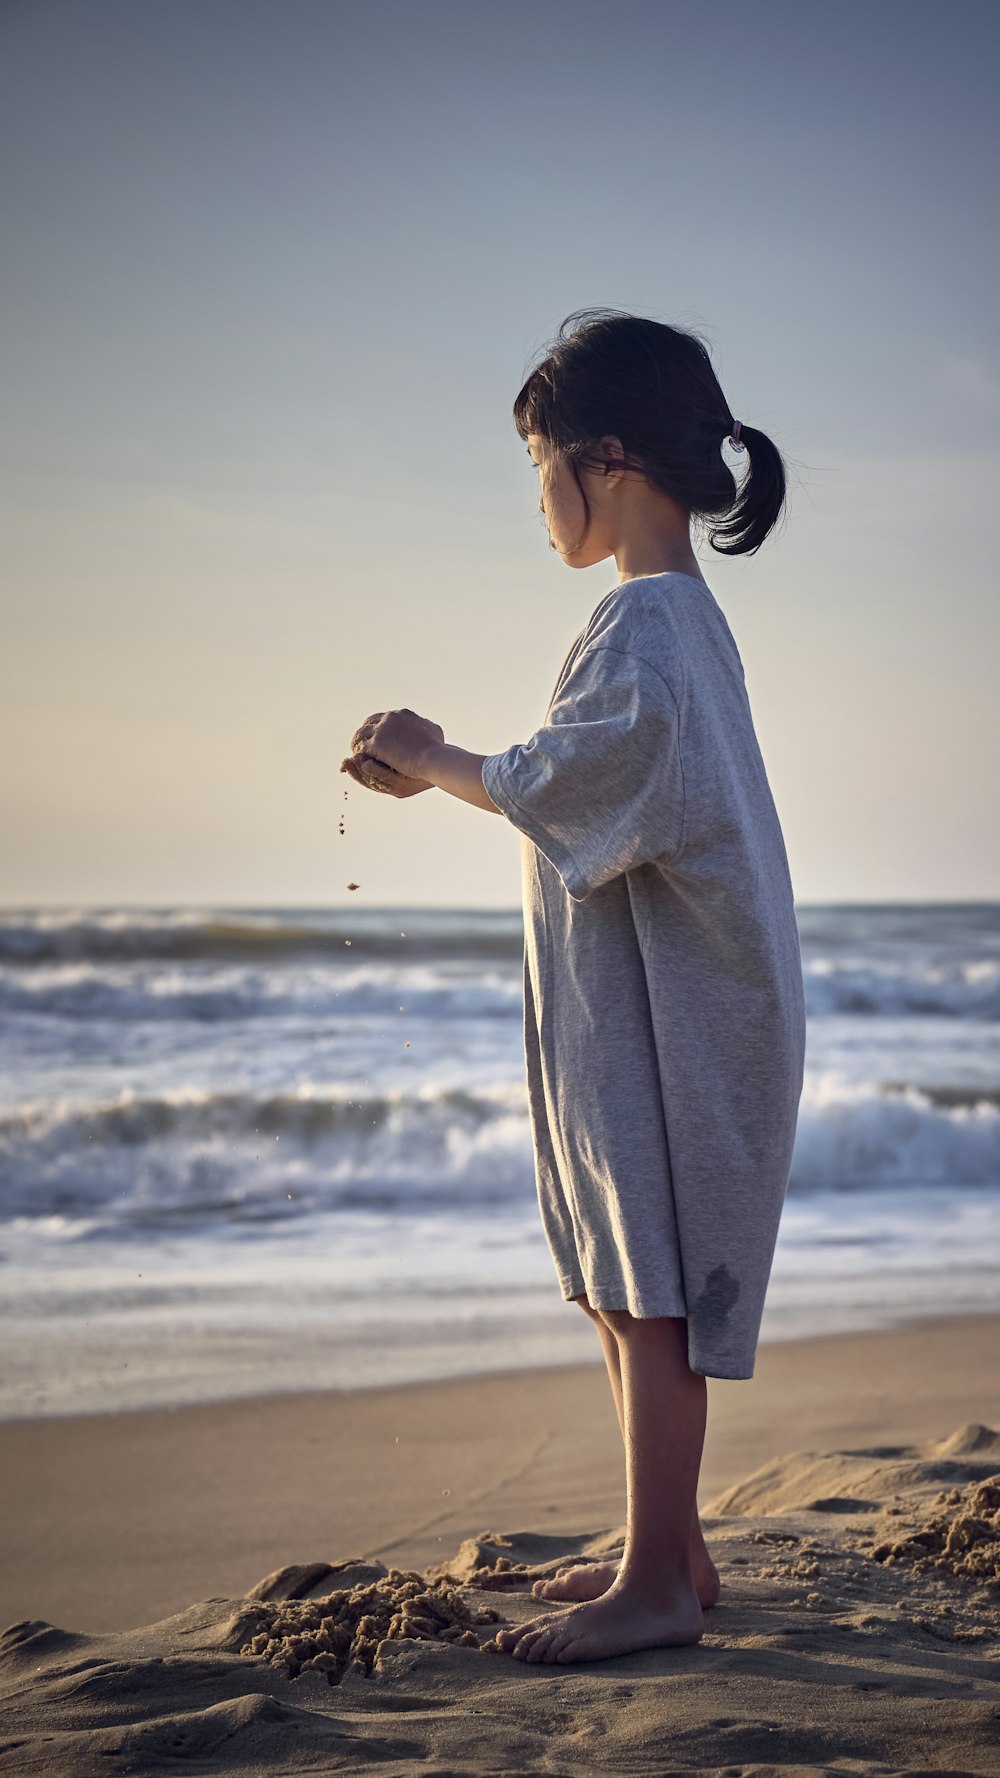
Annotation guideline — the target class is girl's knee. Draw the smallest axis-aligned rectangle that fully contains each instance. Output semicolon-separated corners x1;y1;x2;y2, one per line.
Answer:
571;1296;633;1332
599;1307;688;1340
597;1306;633;1335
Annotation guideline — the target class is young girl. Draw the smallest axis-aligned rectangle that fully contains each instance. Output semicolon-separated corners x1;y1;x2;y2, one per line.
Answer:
340;309;806;1667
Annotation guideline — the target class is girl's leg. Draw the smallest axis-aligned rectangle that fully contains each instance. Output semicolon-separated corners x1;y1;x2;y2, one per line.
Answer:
496;1309;707;1663
531;1296;720;1607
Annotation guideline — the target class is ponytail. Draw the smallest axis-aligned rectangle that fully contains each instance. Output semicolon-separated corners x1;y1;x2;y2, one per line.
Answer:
708;423;788;558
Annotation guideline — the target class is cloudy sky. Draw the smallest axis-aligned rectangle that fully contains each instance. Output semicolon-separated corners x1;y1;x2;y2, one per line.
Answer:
2;0;997;907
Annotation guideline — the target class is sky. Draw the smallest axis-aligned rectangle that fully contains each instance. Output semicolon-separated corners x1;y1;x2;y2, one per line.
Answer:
2;0;998;908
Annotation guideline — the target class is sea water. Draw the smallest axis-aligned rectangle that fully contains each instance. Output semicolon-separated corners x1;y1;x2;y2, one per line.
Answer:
0;903;997;1418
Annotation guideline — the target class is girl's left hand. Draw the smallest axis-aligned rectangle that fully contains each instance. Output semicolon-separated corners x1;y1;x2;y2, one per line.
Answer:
340;707;445;791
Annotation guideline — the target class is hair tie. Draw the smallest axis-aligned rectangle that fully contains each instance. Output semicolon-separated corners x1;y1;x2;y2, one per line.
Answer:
728;420;745;453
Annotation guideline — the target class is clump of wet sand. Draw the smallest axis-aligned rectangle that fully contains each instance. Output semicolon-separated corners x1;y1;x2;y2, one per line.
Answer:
867;1472;1000;1584
238;1566;501;1686
468;1557;539;1591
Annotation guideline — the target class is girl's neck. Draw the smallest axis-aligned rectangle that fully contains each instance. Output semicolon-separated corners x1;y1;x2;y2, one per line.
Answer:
613;506;707;587
617;549;707;587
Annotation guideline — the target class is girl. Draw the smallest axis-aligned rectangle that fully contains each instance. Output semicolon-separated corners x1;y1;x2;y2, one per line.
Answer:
340;309;806;1666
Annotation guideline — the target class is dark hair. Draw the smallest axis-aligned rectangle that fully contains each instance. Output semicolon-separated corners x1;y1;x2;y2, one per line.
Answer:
513;308;787;557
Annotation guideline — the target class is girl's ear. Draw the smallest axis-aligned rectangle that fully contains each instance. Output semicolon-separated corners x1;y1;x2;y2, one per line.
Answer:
598;435;626;478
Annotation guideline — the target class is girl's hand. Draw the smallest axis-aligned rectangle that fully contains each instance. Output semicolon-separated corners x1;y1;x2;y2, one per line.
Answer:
339;753;431;798
360;707;445;777
340;707;445;799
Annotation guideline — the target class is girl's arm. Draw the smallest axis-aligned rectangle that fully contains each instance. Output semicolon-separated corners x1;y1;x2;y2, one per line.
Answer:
412;740;500;812
340;708;501;813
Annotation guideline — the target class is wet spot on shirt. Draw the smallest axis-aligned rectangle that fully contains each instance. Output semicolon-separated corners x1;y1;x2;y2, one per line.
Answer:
693;1263;741;1326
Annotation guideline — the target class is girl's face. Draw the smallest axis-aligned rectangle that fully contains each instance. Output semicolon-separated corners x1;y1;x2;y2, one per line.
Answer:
526;432;616;568
526;431;704;586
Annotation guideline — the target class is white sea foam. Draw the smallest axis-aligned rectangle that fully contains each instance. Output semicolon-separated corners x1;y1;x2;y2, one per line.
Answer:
1;1071;997;1234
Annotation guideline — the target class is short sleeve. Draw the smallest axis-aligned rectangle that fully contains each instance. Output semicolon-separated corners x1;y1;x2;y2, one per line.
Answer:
481;644;685;902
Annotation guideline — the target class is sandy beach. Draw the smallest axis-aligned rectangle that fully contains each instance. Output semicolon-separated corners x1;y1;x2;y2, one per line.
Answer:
2;1309;999;1775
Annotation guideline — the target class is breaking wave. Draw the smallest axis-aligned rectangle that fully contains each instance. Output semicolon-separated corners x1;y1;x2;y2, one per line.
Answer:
2;1074;997;1234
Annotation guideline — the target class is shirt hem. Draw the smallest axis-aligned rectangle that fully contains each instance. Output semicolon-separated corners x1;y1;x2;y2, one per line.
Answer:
556;1275;756;1378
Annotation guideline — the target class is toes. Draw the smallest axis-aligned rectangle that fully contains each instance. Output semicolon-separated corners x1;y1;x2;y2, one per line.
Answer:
533;1564;581;1598
555;1638;581;1662
531;1572;566;1599
501;1611;564;1659
543;1624;580;1662
524;1626;559;1663
512;1630;542;1661
512;1627;549;1661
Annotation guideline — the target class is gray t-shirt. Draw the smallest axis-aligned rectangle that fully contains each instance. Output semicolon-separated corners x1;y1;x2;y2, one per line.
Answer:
481;570;806;1379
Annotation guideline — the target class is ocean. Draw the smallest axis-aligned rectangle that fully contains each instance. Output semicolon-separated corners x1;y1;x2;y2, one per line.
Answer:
1;903;998;1420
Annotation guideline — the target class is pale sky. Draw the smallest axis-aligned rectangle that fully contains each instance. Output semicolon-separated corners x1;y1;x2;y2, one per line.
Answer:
2;0;997;907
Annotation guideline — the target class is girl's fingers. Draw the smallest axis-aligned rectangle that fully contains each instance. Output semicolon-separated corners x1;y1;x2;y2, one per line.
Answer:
376;770;431;799
364;708;445;776
342;751;432;799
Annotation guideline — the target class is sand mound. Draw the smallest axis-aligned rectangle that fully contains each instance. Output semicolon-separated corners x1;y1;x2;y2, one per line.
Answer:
934;1421;1000;1458
431;1526;625;1589
703;1419;1000;1519
3;1422;999;1778
246;1558;391;1602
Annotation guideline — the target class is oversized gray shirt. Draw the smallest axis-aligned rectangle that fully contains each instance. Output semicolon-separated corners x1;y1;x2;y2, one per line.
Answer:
481;570;806;1379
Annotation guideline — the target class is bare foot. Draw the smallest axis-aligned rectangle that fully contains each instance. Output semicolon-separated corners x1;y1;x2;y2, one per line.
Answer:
495;1576;704;1665
532;1549;721;1610
531;1559;620;1604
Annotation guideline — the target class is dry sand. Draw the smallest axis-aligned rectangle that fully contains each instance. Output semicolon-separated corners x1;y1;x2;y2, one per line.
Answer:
2;1312;999;1776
